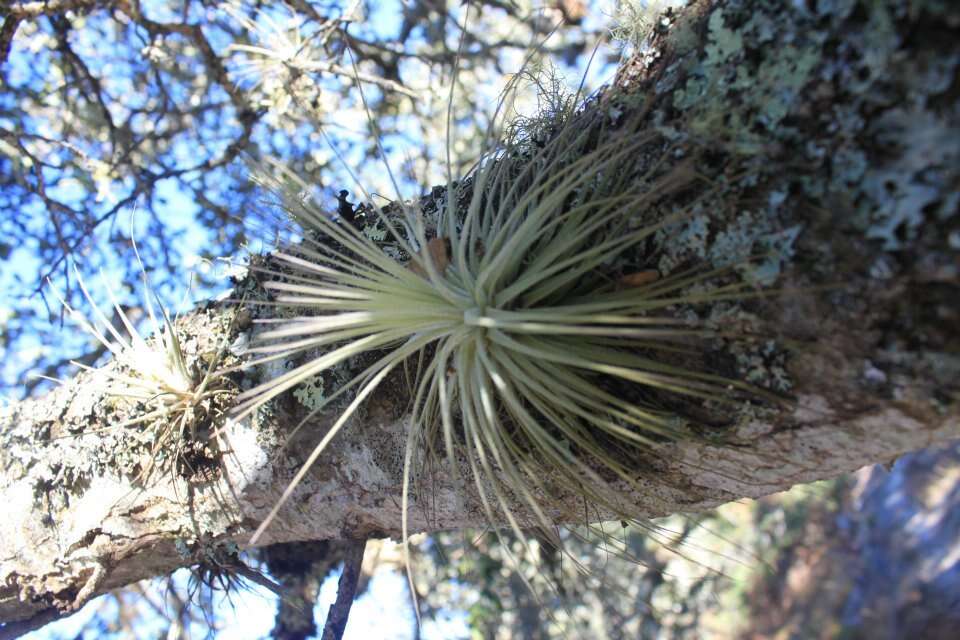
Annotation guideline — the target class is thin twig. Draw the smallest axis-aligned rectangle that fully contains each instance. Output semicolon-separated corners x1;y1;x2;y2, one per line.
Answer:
228;562;286;598
7;1;101;19
320;539;367;640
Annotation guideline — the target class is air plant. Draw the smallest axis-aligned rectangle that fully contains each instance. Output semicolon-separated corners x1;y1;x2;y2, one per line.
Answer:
49;258;232;482
235;89;773;548
223;9;788;620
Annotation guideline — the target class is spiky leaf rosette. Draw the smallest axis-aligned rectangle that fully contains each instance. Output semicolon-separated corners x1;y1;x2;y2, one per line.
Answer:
237;102;769;551
49;264;232;483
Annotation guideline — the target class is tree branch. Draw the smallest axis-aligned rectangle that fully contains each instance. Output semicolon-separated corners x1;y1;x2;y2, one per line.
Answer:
7;0;107;20
320;540;367;640
0;16;22;66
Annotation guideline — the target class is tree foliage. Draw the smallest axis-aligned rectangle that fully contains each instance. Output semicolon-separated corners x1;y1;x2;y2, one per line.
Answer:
1;0;604;396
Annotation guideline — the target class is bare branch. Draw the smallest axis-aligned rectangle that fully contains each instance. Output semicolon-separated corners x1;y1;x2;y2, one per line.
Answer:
6;0;107;20
0;16;22;65
320;540;367;640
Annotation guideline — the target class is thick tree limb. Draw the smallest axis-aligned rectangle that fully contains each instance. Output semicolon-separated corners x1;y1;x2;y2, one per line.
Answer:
1;0;958;631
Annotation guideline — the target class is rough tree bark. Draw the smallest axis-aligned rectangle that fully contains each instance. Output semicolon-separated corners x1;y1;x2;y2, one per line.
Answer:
2;0;958;633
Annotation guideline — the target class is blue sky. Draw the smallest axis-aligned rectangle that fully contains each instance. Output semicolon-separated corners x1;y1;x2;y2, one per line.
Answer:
30;563;468;640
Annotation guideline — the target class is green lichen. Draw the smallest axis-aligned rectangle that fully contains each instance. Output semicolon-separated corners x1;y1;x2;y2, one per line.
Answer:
362;220;387;243
711;213;803;286
287;357;363;415
673;1;824;152
736;340;793;393
703;10;742;65
175;537;192;559
796;0;960;251
656;205;801;287
293;375;326;412
656;213;709;274
858;106;960;249
733;45;819;132
655;0;958;266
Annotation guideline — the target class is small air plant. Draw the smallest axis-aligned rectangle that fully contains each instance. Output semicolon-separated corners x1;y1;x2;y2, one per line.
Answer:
49;258;231;483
